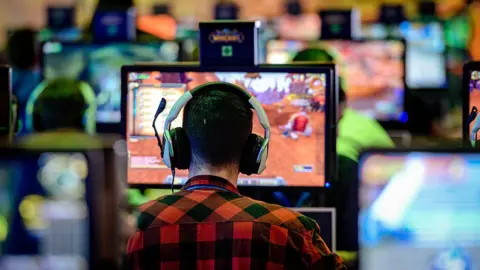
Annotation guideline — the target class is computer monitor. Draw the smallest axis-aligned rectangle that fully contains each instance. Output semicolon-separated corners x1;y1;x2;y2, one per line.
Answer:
121;64;336;188
41;41;180;128
0;147;123;269
358;150;480;270
266;39;406;121
290;207;336;251
362;22;447;89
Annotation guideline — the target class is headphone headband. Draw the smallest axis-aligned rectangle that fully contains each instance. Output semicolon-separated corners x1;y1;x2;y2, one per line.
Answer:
163;81;270;168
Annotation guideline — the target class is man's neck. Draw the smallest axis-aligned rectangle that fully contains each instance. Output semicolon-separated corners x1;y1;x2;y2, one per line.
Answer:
188;167;239;187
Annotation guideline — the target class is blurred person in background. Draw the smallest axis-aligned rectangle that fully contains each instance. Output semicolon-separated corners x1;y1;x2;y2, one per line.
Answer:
6;28;41;136
0;95;17;145
18;78;99;149
292;48;395;260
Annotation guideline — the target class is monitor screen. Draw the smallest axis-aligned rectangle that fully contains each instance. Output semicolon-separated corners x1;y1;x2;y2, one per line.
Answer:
362;22;447;89
124;66;333;187
266;39;405;121
398;22;446;89
468;70;480;143
42;41;180;124
359;152;480;270
0;151;91;269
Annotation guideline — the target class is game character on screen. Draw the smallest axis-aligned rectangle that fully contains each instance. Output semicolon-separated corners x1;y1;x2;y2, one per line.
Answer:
282;106;313;140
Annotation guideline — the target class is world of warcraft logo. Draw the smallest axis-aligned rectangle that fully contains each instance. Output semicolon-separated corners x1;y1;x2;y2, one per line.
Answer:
209;29;245;43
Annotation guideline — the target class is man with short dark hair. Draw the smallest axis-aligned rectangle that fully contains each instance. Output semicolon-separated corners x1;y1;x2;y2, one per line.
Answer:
126;87;344;269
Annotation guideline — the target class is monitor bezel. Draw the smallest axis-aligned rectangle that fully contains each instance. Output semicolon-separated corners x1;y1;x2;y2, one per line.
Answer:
121;63;338;191
462;61;480;144
39;40;183;133
265;38;409;130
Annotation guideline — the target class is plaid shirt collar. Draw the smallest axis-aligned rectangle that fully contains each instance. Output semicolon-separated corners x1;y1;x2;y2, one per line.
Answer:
181;175;240;194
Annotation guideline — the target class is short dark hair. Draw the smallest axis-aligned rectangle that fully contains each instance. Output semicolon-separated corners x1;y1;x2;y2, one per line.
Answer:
34;79;87;131
183;89;253;169
7;29;37;69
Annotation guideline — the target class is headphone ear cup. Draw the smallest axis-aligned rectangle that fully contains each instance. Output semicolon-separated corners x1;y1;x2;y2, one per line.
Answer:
169;127;191;170
240;134;264;175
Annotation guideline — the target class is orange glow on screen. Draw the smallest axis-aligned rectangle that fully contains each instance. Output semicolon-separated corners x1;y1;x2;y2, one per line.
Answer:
137;15;177;41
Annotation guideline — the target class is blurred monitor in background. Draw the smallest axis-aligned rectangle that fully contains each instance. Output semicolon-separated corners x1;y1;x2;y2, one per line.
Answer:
362;21;447;89
41;41;180;128
0;146;125;269
398;22;447;89
123;64;336;188
267;39;406;122
137;14;177;41
359;151;480;270
6;29;42;136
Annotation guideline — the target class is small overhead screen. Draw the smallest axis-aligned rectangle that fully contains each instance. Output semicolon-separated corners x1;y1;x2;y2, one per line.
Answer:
122;64;336;188
266;39;406;121
359;150;480;270
41;41;180;125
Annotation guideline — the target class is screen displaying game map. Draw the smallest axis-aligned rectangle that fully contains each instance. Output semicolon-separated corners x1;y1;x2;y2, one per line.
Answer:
469;70;480;145
126;70;329;187
266;39;405;121
359;152;480;270
42;41;180;123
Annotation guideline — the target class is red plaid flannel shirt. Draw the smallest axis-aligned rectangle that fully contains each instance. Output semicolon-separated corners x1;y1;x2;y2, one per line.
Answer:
126;175;344;269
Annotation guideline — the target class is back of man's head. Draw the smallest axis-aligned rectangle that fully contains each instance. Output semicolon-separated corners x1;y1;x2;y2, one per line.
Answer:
184;89;253;172
33;79;87;131
7;29;37;70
